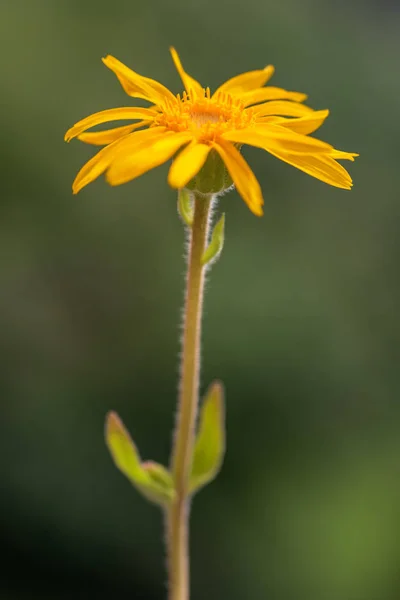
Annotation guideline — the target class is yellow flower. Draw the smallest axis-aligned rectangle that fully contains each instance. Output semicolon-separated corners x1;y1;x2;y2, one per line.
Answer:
65;48;358;216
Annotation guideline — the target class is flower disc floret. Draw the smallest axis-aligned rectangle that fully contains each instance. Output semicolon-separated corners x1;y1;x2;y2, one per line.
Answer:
155;89;255;143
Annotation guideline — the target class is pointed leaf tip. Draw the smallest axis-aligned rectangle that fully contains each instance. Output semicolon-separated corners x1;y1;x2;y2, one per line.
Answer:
201;214;225;265
106;410;125;435
189;380;226;494
105;411;175;507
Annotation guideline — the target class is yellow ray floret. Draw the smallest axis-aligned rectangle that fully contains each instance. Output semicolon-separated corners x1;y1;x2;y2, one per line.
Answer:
65;47;358;216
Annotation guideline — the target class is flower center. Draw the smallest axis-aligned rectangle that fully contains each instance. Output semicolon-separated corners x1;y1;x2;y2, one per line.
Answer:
154;88;254;142
189;110;221;128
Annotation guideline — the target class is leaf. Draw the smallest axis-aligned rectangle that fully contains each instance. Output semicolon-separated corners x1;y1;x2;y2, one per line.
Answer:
177;188;194;227
105;411;175;506
189;381;226;494
141;461;175;504
201;214;225;265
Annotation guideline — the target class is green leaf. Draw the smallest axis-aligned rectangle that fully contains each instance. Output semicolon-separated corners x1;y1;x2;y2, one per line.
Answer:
177;189;194;227
105;411;175;506
201;214;225;265
142;461;174;494
189;381;226;494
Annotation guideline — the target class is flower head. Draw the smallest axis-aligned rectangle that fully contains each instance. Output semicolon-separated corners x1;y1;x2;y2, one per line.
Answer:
65;48;357;216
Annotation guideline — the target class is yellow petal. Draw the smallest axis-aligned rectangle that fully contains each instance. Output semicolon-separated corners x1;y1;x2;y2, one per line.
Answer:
258;111;329;135
65;107;158;142
213;140;264;216
106;125;168;160
102;55;176;105
168;142;211;188
329;150;359;161
77;122;148;146
214;66;275;96
252;100;315;117
242;87;307;106
222;125;333;154
267;150;354;189
169;47;204;97
262;110;330;135
107;131;193;186
72;138;124;194
72;127;166;193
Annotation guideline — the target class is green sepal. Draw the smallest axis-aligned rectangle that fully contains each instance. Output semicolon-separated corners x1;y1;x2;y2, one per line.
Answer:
177;189;194;227
189;381;226;494
201;214;225;265
105;411;175;507
185;149;233;195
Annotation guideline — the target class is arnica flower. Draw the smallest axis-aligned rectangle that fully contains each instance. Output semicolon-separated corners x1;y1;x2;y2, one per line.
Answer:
65;48;358;216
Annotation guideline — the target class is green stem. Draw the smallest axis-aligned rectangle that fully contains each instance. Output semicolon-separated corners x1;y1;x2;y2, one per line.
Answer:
167;194;213;600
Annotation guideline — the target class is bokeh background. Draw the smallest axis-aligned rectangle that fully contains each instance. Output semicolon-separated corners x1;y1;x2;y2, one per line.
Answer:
2;0;400;598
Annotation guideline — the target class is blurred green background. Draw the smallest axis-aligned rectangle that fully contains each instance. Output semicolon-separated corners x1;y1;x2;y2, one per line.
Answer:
1;0;400;598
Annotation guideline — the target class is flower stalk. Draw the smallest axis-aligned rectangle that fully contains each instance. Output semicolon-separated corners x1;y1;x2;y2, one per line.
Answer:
167;193;213;600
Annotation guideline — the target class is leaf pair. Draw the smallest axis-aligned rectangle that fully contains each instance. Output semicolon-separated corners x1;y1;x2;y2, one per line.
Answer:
105;381;225;507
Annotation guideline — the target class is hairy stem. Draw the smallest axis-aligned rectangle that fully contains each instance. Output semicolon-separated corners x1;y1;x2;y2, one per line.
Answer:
167;194;213;600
